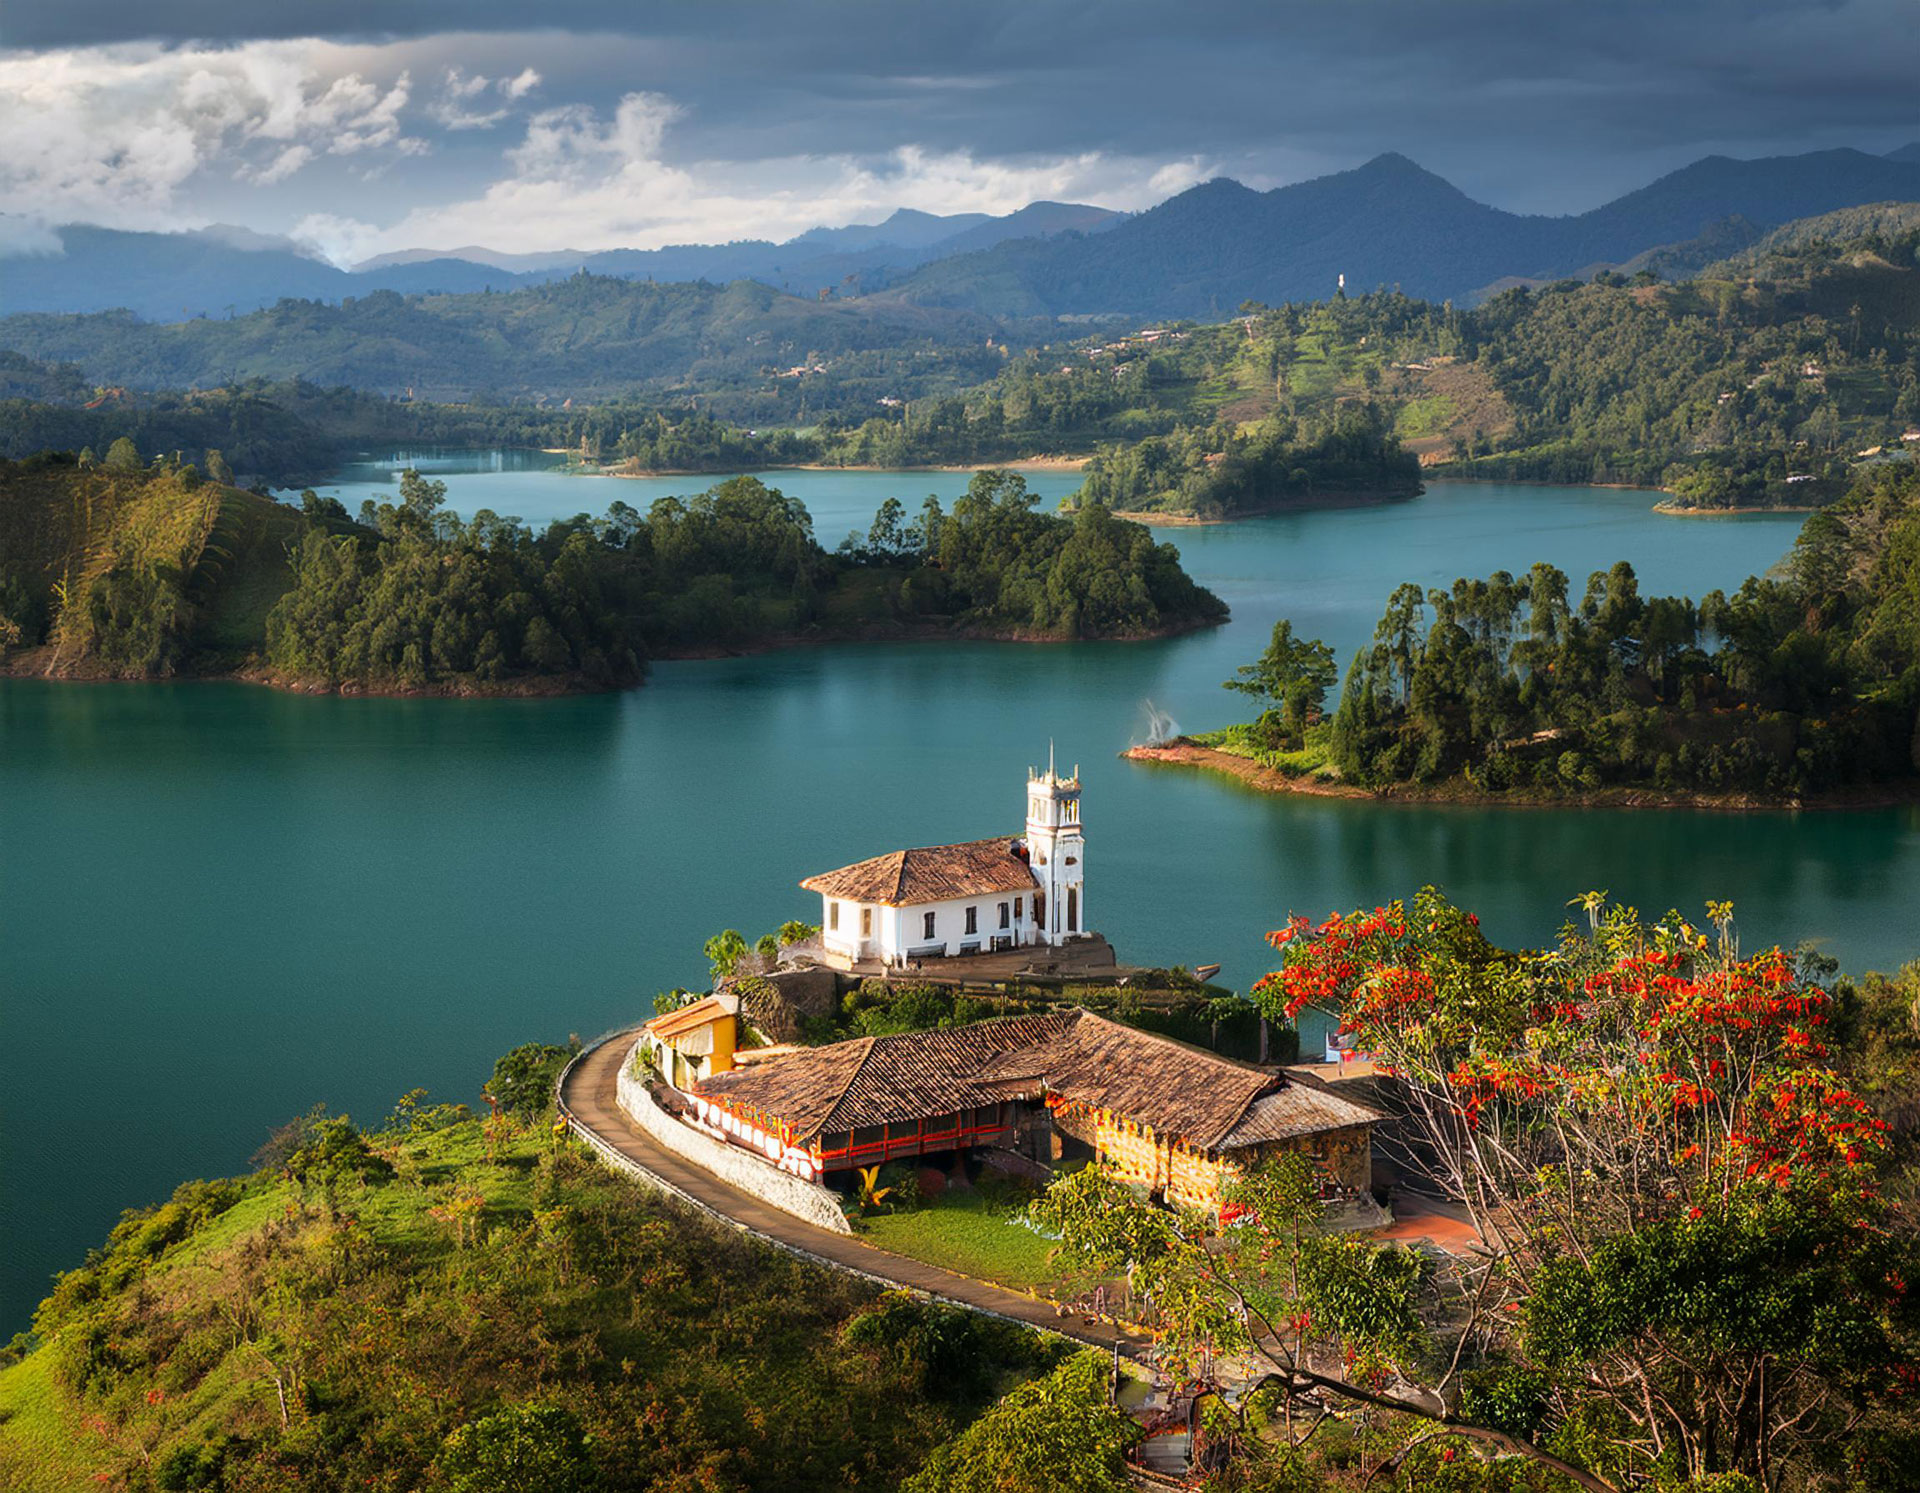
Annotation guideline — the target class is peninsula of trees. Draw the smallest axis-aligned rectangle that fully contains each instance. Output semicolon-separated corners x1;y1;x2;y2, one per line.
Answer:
0;455;1226;693
1175;463;1920;804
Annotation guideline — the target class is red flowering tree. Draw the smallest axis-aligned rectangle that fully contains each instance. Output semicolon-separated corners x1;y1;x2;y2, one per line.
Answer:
1241;887;1919;1490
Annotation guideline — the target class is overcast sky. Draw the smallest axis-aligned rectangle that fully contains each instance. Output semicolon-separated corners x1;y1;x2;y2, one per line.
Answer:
2;1;1915;264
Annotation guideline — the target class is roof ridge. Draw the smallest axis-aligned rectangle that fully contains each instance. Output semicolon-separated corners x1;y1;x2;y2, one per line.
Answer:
816;1035;880;1134
1209;1082;1275;1149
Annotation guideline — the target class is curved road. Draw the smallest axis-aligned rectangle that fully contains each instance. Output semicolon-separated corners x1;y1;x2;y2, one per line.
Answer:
559;1028;1149;1359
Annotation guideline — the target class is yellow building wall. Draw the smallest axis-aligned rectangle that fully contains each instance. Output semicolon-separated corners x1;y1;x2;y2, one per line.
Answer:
1089;1111;1374;1212
1093;1115;1233;1210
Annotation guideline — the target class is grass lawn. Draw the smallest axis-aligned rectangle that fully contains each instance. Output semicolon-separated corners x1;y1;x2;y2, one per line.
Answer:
1190;721;1335;777
858;1193;1079;1295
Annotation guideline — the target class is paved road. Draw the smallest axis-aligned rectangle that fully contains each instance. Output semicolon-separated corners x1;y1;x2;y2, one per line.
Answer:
560;1028;1151;1360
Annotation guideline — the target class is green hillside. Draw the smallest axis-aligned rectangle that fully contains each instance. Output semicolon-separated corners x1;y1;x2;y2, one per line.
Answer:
0;275;1019;414
0;1089;1059;1492
0;456;306;678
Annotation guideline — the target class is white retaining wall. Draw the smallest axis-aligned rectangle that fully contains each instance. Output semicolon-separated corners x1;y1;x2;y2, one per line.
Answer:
615;1044;853;1235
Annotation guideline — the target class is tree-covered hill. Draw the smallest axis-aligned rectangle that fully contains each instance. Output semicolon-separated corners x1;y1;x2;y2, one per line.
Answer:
0;274;1019;410
1206;462;1920;803
895;223;1920;504
5;217;1914;511
0;459;1226;691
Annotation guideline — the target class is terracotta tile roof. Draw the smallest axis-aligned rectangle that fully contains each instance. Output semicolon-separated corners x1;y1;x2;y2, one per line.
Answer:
1003;1012;1279;1150
693;1008;1371;1154
1218;1080;1380;1146
695;1037;877;1136
694;1013;1073;1139
646;993;739;1041
819;1014;1078;1134
800;838;1039;906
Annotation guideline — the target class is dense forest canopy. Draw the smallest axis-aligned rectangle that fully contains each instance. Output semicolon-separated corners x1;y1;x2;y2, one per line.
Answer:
1071;404;1422;518
0;456;1226;690
1316;462;1920;797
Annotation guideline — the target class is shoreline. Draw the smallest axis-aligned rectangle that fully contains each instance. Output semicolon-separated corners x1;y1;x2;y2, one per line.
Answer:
1650;500;1821;517
1110;485;1425;526
1123;740;1920;814
584;455;1091;479
1;613;1222;699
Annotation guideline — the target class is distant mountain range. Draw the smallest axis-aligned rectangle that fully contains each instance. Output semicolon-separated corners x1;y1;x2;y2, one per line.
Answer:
1;144;1916;328
878;146;1920;318
0;203;1122;324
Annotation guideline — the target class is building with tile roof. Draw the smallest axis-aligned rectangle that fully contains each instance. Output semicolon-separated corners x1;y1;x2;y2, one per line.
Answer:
802;758;1087;969
683;1008;1377;1211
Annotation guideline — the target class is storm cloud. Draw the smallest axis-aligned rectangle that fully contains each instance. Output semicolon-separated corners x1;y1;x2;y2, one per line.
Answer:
1;1;1913;258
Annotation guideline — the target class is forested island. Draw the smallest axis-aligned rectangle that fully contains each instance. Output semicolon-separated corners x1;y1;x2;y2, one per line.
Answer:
0;453;1225;694
1069;404;1422;521
1147;462;1920;805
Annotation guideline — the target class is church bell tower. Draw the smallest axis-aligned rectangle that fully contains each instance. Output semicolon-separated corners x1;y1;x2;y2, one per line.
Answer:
1024;749;1084;946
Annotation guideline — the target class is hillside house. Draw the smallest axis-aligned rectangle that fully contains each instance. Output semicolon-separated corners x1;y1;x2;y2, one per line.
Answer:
641;992;739;1091
681;1007;1377;1210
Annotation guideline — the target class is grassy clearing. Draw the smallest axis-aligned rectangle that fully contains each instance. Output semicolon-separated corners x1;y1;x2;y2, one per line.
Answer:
1190;721;1336;777
0;1351;115;1490
858;1192;1076;1294
1393;394;1457;440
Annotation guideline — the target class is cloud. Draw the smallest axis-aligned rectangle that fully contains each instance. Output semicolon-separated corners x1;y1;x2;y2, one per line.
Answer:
0;214;66;258
4;6;1916;259
291;91;1196;263
427;64;542;130
0;40;426;231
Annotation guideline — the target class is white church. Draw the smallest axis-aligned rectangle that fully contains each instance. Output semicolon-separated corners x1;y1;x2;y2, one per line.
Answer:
802;758;1088;969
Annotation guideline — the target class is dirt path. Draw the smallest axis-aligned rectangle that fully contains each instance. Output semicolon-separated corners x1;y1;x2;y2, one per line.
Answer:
558;1030;1151;1359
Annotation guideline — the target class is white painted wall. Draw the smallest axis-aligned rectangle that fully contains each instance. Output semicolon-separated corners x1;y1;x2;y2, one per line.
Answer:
1026;772;1086;945
817;888;1036;965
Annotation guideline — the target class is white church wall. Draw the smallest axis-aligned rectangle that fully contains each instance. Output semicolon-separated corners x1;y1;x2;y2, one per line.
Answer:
883;890;1033;963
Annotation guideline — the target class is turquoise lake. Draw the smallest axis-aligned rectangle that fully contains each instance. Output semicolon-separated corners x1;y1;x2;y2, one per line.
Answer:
5;455;1918;1328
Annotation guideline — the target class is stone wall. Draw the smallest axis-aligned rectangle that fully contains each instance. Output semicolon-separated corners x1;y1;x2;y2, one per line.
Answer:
614;1045;853;1235
731;969;842;1041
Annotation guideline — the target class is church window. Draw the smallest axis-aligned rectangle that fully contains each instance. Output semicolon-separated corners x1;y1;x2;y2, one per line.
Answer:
964;905;979;935
829;902;840;931
923;910;936;939
860;907;872;938
1067;887;1078;932
998;901;1010;928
